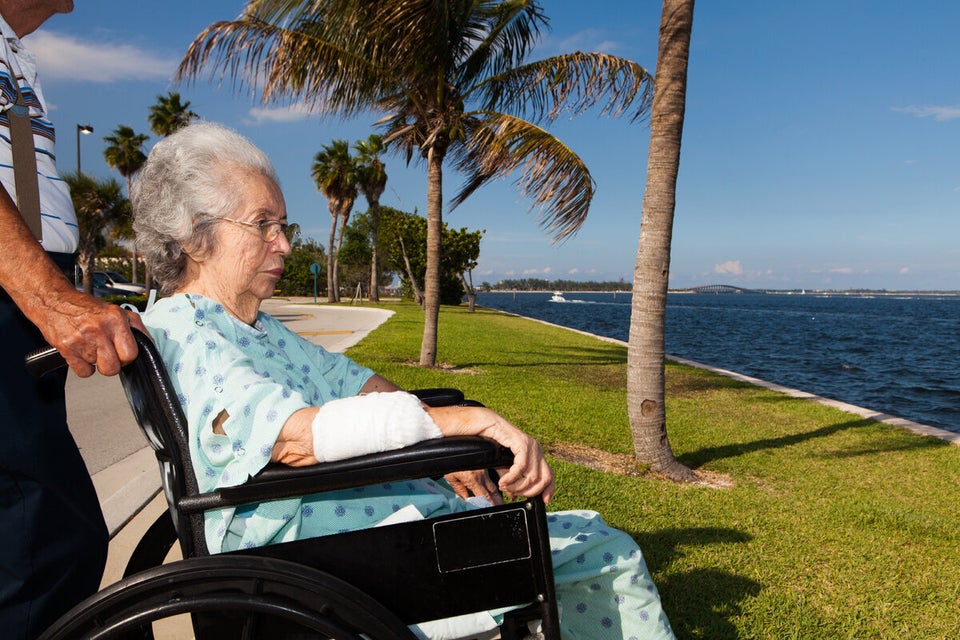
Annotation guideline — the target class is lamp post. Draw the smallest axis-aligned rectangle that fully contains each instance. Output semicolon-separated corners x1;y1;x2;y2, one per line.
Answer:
76;124;93;174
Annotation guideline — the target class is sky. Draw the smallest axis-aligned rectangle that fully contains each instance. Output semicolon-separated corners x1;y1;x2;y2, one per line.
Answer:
28;0;960;291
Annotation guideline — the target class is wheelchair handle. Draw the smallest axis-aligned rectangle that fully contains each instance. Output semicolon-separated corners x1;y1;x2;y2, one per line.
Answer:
25;344;66;377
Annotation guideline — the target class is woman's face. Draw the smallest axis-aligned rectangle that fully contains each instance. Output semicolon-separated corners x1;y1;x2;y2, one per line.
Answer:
199;170;291;314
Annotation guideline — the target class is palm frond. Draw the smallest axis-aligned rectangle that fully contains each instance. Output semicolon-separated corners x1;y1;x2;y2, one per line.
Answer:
177;15;392;116
450;113;594;242
459;0;547;87
475;51;654;124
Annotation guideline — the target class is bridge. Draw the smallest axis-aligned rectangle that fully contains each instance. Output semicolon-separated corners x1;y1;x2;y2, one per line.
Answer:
673;284;758;294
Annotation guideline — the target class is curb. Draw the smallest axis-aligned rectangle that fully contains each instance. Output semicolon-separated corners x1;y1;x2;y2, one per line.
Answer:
91;446;161;538
667;355;960;445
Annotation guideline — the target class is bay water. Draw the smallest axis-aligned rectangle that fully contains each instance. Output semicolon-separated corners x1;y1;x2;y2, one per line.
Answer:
476;291;960;435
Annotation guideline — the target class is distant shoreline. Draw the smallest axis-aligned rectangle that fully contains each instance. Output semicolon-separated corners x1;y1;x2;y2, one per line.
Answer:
487;288;960;296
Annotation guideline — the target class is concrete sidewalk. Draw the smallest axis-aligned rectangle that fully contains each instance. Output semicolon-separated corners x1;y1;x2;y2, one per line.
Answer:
91;299;394;590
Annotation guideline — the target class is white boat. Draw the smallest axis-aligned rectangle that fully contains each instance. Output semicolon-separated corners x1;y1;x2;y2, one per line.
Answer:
549;291;566;302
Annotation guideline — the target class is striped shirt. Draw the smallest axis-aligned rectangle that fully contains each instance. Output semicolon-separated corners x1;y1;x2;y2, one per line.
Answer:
0;15;78;253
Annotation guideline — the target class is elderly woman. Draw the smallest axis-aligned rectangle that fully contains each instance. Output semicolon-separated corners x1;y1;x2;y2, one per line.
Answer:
131;122;674;640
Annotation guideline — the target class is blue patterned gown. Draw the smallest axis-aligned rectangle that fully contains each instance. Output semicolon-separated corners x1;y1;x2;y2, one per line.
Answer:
143;293;675;639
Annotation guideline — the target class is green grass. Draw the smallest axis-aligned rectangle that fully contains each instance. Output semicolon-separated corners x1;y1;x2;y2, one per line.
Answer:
340;301;960;639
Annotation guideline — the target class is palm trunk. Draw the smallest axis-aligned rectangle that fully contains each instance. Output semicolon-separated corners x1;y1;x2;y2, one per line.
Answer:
332;205;351;302
627;0;696;482
369;201;380;302
127;176;138;284
398;234;423;306
419;146;444;367
79;233;96;296
327;207;339;303
461;272;476;312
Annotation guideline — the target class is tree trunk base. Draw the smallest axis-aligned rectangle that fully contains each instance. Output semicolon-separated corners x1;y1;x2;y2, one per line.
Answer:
648;458;697;483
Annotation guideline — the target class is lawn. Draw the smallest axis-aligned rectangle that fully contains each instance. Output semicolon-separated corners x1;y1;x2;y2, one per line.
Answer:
342;301;960;639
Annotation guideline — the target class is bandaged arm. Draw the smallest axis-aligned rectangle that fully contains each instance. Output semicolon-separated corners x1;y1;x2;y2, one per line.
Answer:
311;391;442;463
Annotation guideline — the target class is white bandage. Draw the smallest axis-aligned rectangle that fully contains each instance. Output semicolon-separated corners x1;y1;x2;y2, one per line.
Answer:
311;391;443;463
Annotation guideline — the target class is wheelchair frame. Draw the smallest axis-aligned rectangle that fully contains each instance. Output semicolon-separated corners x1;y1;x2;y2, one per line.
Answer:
30;329;560;640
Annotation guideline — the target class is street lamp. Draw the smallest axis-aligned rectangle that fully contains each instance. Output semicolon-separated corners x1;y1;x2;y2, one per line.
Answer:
76;124;93;174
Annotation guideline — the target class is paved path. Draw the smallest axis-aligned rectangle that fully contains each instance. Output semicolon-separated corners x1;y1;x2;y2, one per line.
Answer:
65;298;393;589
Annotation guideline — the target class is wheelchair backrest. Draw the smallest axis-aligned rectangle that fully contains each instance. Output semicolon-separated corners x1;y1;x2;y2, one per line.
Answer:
119;328;208;557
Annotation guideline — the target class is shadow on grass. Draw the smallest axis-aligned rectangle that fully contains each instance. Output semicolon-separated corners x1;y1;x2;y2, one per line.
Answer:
665;370;751;396
680;417;947;468
634;527;761;640
455;344;627;369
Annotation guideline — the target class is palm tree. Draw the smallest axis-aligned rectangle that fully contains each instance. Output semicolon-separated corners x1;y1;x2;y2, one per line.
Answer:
627;0;697;482
354;135;387;303
148;91;199;137
311;140;357;303
178;0;653;366
65;172;128;295
103;125;149;283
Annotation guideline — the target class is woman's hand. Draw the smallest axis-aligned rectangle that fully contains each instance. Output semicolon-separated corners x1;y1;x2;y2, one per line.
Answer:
271;408;319;466
445;470;504;505
427;405;555;503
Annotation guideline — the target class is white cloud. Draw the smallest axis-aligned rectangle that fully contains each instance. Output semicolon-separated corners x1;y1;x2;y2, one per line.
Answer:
245;103;317;125
522;267;553;275
713;260;743;275
829;267;854;275
30;30;176;83
899;267;910;275
893;105;960;122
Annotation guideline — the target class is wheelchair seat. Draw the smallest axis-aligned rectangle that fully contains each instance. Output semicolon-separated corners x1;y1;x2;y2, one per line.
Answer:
37;328;559;640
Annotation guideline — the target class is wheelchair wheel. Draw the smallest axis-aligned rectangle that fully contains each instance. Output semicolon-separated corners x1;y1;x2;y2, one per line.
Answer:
39;555;418;640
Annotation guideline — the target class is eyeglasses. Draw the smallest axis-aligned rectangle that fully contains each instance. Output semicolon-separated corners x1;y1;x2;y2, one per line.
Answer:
219;217;301;243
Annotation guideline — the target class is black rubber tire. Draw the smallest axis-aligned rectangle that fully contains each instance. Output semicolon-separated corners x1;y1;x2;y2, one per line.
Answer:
38;555;417;640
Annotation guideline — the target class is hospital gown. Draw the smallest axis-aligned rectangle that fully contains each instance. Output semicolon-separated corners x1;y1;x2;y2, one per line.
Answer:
143;293;675;639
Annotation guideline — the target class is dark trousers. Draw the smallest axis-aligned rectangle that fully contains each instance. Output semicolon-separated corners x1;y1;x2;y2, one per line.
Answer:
0;277;108;639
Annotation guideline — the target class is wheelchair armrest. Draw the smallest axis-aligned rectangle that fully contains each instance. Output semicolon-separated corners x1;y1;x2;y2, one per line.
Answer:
409;387;465;407
178;436;511;514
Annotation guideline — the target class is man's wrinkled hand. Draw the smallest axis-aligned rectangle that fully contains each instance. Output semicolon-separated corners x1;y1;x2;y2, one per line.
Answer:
42;291;144;377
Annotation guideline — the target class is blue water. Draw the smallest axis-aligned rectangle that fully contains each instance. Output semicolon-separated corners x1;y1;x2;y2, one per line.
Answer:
476;291;960;435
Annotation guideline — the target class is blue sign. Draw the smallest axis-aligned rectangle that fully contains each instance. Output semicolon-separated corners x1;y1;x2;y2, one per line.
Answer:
310;263;321;302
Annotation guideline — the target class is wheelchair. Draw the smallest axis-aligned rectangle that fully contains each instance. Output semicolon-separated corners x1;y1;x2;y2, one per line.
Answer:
27;329;560;640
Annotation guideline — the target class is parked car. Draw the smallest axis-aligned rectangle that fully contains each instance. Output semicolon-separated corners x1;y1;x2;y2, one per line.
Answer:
78;273;136;298
76;283;135;298
94;271;146;295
